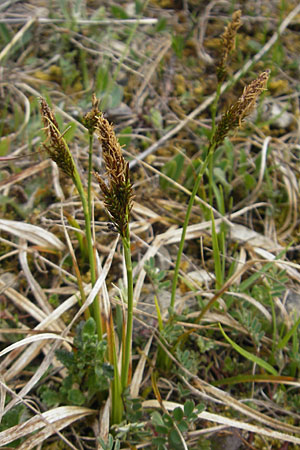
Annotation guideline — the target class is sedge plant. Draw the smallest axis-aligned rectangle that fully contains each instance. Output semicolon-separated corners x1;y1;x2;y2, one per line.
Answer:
92;104;134;394
87;97;134;422
162;12;270;370
40;95;134;424
169;70;270;313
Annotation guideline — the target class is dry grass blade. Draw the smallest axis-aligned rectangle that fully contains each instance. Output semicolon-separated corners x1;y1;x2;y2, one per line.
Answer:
227;291;272;321
130;334;153;397
0;333;72;360
3;338;68;416
0;405;95;448
275;155;298;238
19;240;54;315
0;160;51;191
190;378;300;435
99;397;110;446
0;220;65;250
66;236;119;326
0;275;44;314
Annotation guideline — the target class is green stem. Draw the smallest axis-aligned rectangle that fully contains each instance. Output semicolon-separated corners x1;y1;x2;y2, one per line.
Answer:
208;82;222;209
87;133;93;219
208;151;214;208
170;144;216;312
121;228;134;390
211;82;222;135
66;213;87;261
72;167;102;339
79;48;89;91
108;311;123;424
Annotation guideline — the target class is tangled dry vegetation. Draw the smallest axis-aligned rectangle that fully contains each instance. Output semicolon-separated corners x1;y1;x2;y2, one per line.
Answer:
0;1;300;449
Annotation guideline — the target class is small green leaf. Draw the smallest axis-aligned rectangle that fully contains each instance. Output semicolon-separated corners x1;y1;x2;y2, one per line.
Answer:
152;437;167;446
151;411;164;426
155;17;167;32
160;153;185;190
195;403;206;414
173;406;184;422
109;84;123;109
163;413;174;427
177;420;188;432
118;126;132;147
168;428;185;449
0;138;10;156
111;5;128;19
68;389;85;405
83;317;96;337
96;64;110;93
0;404;28;432
40;388;61;407
150;107;163;130
55;348;74;369
0;23;11;45
244;173;256;190
155;424;169;434
184;399;195;418
172;34;185;59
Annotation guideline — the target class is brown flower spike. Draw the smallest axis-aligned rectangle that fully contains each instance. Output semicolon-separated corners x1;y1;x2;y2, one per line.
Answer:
40;98;75;178
212;70;270;147
93;111;133;238
82;93;101;134
217;10;242;82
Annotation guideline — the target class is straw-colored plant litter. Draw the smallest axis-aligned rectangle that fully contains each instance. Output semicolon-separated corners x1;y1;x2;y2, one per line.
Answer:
0;1;300;449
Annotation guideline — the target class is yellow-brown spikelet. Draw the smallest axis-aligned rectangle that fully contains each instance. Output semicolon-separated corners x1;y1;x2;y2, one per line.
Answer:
212;70;270;147
82;93;101;133
217;10;242;82
94;113;133;238
39;98;75;178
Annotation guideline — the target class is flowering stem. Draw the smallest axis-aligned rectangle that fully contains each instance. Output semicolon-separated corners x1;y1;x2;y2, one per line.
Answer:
208;81;222;209
72;167;102;339
121;228;134;390
107;311;123;424
170;71;270;314
170;144;215;312
87;133;93;219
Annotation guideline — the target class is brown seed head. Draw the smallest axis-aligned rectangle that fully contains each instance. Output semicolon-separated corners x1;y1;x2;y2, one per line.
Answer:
212;70;270;147
217;10;242;82
82;93;101;133
39;98;75;178
94;111;133;237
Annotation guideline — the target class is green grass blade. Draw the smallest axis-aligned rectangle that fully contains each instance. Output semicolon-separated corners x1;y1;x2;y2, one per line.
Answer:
154;295;164;332
277;316;300;350
218;323;278;376
211;210;223;290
